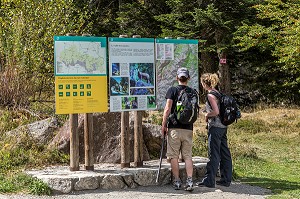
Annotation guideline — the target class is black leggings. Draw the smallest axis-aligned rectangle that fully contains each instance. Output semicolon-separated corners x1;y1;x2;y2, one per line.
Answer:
204;126;232;186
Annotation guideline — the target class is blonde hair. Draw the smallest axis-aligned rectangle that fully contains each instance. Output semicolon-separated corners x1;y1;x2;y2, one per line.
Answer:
201;73;219;88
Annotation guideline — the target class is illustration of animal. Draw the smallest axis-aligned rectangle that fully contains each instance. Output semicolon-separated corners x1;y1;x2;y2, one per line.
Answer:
138;69;150;84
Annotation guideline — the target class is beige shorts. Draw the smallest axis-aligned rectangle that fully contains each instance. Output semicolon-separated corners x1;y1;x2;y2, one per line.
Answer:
166;128;193;160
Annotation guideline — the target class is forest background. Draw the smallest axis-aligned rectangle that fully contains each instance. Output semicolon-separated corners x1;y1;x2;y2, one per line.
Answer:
0;0;300;108
0;0;300;198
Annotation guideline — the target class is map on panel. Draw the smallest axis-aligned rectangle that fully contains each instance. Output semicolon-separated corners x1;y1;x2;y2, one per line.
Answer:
156;39;198;110
55;41;106;75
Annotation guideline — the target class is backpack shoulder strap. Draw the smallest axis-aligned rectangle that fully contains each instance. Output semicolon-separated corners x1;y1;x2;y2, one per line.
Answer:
207;90;222;109
209;90;222;99
176;85;188;99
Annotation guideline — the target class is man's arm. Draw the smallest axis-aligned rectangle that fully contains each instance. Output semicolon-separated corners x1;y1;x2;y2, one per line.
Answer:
161;99;173;135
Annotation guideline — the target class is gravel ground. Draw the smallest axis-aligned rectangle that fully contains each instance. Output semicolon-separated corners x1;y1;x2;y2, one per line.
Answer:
0;181;271;199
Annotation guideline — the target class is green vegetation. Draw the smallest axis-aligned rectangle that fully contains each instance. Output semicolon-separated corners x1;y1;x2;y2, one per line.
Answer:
0;173;51;195
0;0;299;197
193;107;300;198
1;105;300;198
1;0;300;106
0;109;69;195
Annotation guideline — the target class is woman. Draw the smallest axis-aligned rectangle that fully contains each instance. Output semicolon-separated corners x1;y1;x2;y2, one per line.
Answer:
196;73;232;188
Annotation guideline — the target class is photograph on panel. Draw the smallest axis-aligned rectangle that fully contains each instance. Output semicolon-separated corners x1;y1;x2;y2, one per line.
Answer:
122;97;138;110
147;96;156;109
110;77;129;96
130;88;154;95
129;63;154;87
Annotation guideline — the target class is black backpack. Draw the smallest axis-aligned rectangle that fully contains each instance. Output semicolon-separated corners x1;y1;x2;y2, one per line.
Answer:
209;90;241;126
170;86;199;125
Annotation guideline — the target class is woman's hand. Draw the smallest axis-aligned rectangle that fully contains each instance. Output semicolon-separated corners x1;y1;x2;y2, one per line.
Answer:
204;113;209;122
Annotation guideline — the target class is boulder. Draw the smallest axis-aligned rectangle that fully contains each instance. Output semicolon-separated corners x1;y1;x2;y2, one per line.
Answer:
49;112;160;163
6;117;58;145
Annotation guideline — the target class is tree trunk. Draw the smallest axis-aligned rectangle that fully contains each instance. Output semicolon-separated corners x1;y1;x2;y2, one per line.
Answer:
218;51;231;94
200;51;217;73
199;51;218;103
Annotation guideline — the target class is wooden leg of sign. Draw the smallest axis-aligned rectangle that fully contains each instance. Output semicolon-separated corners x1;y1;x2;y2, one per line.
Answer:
134;111;143;167
70;114;79;171
84;113;94;171
121;112;130;168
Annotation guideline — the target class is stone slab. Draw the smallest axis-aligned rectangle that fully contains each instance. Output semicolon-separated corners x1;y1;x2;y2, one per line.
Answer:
25;156;208;193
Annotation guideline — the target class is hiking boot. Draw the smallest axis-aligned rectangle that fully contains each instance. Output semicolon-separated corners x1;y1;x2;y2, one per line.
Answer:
216;180;231;187
184;177;194;191
172;179;182;190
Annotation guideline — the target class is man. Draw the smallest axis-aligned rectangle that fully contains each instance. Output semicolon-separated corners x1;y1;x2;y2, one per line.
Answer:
161;67;195;191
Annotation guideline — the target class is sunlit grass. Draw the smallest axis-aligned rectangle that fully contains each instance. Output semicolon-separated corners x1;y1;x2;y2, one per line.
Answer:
1;107;300;197
0;109;69;195
193;107;300;198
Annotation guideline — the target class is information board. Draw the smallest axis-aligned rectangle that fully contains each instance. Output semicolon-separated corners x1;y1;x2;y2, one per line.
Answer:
108;38;156;112
54;36;108;114
155;39;199;110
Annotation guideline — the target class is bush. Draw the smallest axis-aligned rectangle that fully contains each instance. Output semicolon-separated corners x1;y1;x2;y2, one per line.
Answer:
0;173;52;195
0;67;35;108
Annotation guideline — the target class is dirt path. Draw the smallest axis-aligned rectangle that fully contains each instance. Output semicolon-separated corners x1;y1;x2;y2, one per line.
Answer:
0;181;271;199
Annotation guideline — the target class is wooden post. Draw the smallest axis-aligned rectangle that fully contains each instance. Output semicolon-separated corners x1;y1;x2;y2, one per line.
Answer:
84;113;94;170
66;33;80;171
132;35;144;167
119;34;130;168
134;111;143;167
81;33;94;171
69;114;79;171
121;111;130;168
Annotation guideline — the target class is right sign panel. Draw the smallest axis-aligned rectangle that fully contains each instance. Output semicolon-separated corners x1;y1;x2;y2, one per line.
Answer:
156;39;199;110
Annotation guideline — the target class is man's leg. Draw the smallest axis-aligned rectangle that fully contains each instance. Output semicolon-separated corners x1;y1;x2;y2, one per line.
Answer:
171;158;180;179
185;159;193;178
166;129;182;190
184;159;194;191
180;129;194;191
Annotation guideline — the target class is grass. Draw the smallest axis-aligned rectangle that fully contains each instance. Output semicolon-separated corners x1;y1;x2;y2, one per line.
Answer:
193;107;300;199
0;108;69;195
0;107;300;197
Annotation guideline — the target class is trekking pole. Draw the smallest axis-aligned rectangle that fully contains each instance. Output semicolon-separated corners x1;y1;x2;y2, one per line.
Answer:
156;132;166;183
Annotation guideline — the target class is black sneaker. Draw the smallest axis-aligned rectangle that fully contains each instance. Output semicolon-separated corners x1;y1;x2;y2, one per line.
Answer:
184;177;194;191
173;179;182;190
216;180;231;187
195;180;215;188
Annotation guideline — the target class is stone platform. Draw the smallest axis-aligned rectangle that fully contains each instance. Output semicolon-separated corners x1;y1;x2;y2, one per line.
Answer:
25;157;208;193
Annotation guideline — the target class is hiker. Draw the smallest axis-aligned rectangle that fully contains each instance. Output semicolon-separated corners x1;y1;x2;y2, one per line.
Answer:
161;67;195;191
196;73;232;188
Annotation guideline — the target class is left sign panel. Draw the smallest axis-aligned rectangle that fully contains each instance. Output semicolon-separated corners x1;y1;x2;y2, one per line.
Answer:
54;36;108;114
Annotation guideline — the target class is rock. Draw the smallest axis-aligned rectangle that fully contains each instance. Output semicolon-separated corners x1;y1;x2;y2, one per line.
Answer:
74;176;99;190
25;157;209;193
43;177;74;194
100;174;127;189
142;123;165;159
49;112;158;163
6;117;58;145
